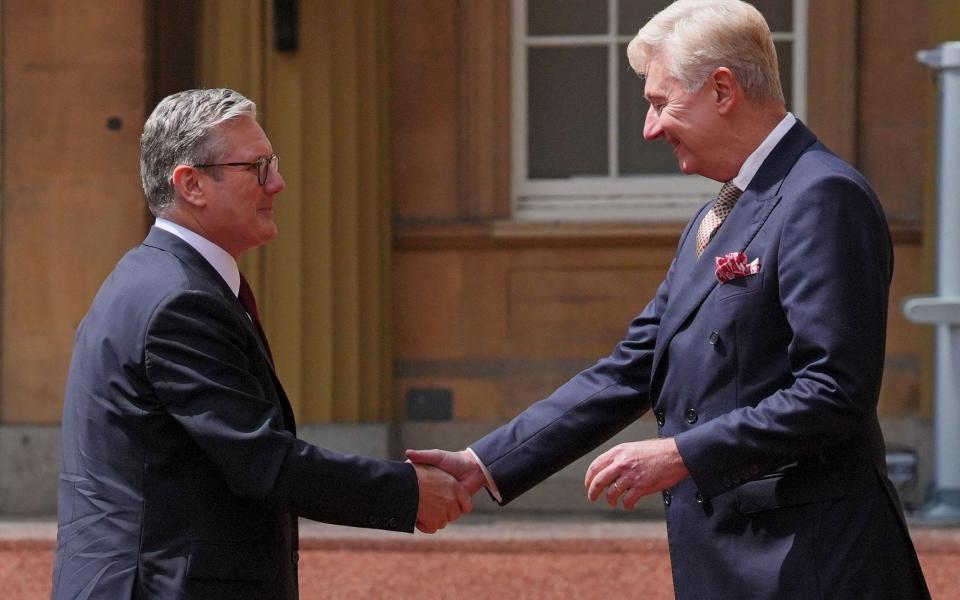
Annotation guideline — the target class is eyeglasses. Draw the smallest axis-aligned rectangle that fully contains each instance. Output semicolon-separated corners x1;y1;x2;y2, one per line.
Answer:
193;153;279;186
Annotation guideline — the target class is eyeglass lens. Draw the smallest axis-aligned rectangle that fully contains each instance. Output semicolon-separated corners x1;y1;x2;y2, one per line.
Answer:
257;155;279;185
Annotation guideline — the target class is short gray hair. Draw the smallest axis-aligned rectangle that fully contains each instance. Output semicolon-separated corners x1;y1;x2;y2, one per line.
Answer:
627;0;784;104
140;88;257;216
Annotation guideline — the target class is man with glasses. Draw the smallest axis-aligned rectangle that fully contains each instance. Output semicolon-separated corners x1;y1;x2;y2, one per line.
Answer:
52;88;470;599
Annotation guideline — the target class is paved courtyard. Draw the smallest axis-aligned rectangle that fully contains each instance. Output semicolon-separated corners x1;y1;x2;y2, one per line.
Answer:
4;517;958;599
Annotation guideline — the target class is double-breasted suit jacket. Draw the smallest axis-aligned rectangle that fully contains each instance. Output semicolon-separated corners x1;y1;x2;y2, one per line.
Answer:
53;228;418;600
471;121;929;599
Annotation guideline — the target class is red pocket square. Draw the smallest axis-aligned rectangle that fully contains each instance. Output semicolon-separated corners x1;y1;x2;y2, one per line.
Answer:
715;252;760;283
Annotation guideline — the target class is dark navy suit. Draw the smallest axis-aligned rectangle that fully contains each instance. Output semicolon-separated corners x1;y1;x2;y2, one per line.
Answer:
52;228;418;599
471;121;929;599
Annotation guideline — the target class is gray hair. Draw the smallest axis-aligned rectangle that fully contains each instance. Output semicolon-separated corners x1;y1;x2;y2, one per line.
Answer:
626;0;784;104
140;88;257;216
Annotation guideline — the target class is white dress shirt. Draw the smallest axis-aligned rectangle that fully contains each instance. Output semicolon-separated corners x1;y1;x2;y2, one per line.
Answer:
731;112;796;191
154;218;241;297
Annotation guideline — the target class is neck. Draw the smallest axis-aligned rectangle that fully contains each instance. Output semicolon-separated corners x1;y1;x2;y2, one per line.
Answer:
161;206;241;261
717;102;787;181
163;205;204;236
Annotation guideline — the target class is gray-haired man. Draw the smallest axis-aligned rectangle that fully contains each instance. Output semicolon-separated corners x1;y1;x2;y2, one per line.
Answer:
53;88;469;599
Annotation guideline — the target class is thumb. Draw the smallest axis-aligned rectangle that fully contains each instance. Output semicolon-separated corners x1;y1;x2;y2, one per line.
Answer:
405;448;444;466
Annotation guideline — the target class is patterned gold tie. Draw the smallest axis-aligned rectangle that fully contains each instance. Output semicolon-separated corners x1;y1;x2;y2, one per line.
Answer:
696;181;743;257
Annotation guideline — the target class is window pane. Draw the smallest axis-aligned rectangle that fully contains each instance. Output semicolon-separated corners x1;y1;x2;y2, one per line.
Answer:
528;47;608;179
618;47;679;175
775;41;793;112
618;0;673;36
746;0;792;32
529;0;607;36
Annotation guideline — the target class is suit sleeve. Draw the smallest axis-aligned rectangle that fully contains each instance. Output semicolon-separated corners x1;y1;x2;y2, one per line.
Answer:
675;174;893;499
470;219;697;505
144;290;419;532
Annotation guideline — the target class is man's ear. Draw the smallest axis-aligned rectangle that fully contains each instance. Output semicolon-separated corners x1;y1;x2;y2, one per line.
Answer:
171;165;206;208
710;67;737;115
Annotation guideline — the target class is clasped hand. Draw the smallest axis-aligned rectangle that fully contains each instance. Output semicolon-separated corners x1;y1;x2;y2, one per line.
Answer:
407;449;486;533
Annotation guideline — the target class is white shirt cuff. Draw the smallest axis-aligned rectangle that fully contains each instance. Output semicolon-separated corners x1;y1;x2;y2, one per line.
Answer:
465;447;503;504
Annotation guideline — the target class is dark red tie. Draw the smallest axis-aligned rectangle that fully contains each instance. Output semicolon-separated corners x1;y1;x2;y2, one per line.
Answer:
239;275;296;547
238;273;275;366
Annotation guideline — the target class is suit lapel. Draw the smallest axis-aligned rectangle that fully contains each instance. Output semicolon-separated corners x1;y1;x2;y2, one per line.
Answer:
650;120;818;380
143;227;296;434
144;227;237;304
144;228;275;370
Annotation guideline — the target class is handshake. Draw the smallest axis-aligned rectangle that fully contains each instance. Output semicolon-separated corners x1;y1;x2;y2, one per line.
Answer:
405;438;687;533
406;449;484;534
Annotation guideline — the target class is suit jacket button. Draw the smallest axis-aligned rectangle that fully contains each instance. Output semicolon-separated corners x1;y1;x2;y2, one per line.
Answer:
663;490;672;507
709;331;720;345
685;409;698;424
388;518;398;528
654;409;665;427
696;492;705;504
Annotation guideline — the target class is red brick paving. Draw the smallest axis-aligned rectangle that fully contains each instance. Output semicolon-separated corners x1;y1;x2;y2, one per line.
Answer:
4;520;958;599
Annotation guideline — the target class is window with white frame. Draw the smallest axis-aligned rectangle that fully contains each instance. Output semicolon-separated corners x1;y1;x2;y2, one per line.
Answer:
512;0;807;221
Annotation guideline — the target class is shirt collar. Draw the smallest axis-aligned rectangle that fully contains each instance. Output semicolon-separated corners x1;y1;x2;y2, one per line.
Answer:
154;218;241;296
731;112;797;192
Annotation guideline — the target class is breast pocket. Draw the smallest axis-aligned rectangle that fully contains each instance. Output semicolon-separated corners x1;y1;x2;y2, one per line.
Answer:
713;269;764;303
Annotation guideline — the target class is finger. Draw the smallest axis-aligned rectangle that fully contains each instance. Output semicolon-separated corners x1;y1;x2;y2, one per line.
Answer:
584;452;612;489
605;472;631;508
587;464;621;502
622;488;644;511
405;448;443;466
446;492;463;523
457;485;473;515
424;513;445;532
606;478;626;508
416;521;437;534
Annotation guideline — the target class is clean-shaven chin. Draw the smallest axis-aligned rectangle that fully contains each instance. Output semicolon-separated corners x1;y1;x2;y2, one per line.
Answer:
672;148;698;174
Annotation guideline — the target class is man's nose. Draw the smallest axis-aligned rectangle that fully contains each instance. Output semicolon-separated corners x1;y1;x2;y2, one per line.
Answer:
643;104;663;141
266;169;285;194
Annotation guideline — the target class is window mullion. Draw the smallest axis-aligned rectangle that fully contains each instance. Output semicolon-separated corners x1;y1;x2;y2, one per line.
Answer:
512;0;528;214
609;0;619;179
793;0;808;120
